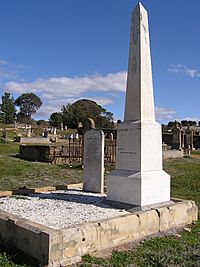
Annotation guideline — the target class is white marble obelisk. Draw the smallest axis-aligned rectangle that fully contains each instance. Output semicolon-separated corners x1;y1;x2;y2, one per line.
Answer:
107;3;170;207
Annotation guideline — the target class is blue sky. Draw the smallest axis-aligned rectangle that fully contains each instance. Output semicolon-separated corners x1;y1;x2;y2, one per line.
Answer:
0;0;200;123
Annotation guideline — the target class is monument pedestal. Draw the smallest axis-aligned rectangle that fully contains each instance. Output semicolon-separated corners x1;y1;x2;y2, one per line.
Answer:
107;170;170;207
107;121;171;207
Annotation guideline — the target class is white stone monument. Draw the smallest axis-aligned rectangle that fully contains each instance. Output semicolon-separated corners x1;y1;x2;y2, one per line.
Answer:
83;129;104;193
107;3;170;207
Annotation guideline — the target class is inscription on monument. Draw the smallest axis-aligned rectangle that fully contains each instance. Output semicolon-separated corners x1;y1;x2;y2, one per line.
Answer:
116;125;140;171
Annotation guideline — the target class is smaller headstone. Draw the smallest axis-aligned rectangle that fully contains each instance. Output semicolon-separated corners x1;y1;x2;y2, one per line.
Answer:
60;123;64;131
65;125;68;131
53;128;57;135
27;129;31;137
83;128;104;193
74;133;79;139
2;129;7;141
44;129;49;138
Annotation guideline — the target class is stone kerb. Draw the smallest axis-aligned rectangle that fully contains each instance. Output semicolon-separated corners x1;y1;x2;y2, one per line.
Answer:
83;128;104;193
0;198;197;266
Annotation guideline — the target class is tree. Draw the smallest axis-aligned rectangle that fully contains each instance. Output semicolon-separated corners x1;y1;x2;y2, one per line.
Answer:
167;121;175;128
188;121;196;126
61;99;114;129
49;112;63;127
0;92;16;124
181;120;189;126
167;121;181;128
37;120;49;127
181;120;196;127
15;93;42;123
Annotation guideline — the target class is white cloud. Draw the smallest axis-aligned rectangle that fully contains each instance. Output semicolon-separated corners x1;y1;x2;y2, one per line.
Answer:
5;72;126;119
168;64;200;78
0;70;17;79
5;72;127;96
155;107;177;120
0;59;9;66
0;58;24;81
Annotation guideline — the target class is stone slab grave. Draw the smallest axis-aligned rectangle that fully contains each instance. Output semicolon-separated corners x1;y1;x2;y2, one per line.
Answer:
0;3;198;267
83;118;104;193
0;187;198;266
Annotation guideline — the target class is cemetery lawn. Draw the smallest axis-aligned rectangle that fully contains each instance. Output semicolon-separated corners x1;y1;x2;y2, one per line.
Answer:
0;143;199;267
0;143;82;190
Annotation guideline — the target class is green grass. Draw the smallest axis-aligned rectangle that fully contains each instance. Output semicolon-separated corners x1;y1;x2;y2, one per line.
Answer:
0;156;82;190
0;143;82;190
0;143;200;267
0;143;19;155
164;157;200;209
191;150;200;155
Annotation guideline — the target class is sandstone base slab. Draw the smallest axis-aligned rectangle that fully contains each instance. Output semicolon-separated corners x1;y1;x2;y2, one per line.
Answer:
0;199;197;266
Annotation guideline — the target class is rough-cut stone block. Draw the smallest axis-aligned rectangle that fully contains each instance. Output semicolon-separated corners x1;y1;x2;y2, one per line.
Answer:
67;183;83;189
34;186;56;193
0;199;198;266
168;201;198;228
156;206;170;231
0;191;12;197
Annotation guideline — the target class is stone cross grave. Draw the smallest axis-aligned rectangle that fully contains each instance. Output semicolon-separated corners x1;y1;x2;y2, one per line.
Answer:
83;121;104;193
185;125;194;150
172;122;183;150
107;3;171;207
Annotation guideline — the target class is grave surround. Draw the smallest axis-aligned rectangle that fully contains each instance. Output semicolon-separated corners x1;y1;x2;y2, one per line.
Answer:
0;185;198;266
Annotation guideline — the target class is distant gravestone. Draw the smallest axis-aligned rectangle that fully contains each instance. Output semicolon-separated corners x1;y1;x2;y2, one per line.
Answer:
107;132;113;140
27;129;32;137
185;126;193;149
172;122;182;150
84;118;95;132
44;130;49;138
2;129;7;141
83;128;104;193
60;123;64;131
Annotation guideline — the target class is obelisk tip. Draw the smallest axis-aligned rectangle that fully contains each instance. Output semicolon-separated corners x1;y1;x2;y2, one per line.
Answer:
134;2;147;13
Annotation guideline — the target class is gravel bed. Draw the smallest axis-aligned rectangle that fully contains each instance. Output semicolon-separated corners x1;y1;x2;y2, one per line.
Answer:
0;189;128;229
